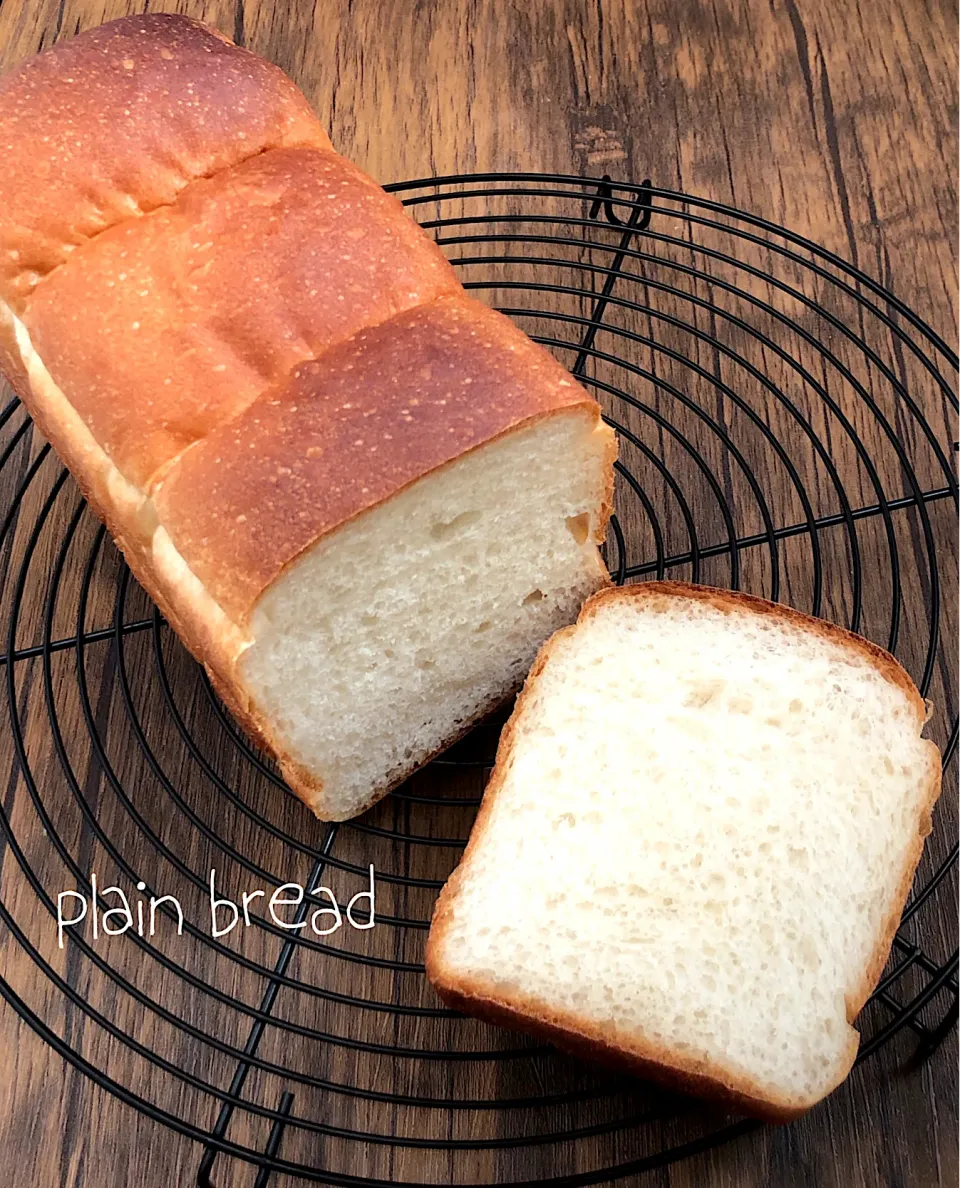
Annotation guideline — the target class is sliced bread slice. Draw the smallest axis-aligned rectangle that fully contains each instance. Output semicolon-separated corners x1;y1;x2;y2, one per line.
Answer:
426;582;942;1118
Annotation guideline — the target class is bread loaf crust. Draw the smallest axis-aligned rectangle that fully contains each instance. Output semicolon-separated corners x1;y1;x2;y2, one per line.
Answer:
426;581;942;1118
0;13;329;313
23;146;460;490
0;15;616;818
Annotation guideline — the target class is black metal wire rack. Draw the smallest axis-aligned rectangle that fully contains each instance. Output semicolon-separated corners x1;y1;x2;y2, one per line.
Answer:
0;173;956;1186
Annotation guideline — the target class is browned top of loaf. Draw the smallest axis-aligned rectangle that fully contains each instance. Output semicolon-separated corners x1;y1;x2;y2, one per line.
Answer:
154;295;600;622
0;13;328;313
25;146;459;490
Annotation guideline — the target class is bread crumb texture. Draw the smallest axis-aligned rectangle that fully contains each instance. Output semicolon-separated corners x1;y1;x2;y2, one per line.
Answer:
240;414;611;818
432;587;939;1110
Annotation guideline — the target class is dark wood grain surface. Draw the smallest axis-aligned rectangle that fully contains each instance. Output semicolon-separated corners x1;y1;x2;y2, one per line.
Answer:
0;2;956;1186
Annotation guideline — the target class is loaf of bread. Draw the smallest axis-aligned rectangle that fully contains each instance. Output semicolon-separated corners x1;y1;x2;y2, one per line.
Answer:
0;15;616;820
427;583;941;1118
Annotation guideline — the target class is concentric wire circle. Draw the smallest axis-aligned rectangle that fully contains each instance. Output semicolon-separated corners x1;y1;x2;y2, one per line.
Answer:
0;174;956;1186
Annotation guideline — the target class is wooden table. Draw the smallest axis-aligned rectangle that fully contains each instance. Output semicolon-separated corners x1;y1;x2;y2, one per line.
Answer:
0;2;956;1186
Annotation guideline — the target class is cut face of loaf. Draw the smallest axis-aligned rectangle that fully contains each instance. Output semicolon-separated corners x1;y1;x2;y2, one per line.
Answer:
0;15;616;820
427;583;941;1118
237;411;611;818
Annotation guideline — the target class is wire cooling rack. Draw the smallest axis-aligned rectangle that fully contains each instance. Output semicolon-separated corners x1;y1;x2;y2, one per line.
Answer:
0;174;956;1186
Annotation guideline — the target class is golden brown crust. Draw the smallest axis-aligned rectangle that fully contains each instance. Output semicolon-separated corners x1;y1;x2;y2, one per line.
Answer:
0;13;329;313
426;580;941;1118
154;295;605;622
24;146;459;490
11;345;238;694
430;979;852;1123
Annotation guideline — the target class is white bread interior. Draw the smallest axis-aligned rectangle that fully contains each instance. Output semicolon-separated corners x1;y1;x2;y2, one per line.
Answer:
240;412;612;819
427;584;941;1116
